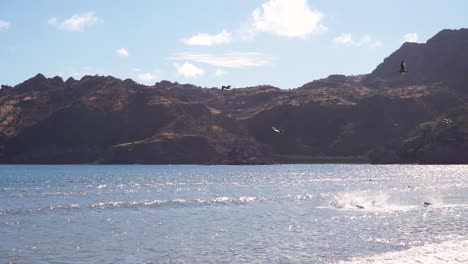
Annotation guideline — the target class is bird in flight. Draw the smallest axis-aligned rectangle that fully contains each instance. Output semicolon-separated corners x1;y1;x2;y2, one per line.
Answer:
221;85;231;91
272;127;284;135
400;60;408;76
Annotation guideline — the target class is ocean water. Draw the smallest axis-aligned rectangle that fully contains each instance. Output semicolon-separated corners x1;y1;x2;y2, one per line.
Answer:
1;164;467;263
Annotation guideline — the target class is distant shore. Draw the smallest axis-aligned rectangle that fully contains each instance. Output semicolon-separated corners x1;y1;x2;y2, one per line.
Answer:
273;155;370;164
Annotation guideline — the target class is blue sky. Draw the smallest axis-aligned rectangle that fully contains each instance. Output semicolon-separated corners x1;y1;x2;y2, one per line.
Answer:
1;0;467;88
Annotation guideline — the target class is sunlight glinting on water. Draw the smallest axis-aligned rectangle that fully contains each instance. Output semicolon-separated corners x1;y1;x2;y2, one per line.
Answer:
1;164;467;263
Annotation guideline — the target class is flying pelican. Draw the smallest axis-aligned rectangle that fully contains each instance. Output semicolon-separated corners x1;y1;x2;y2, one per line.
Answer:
400;60;408;75
272;127;285;135
221;85;231;91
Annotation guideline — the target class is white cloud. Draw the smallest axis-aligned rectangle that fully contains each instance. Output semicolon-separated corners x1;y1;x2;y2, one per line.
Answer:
215;69;228;77
183;30;232;46
170;52;274;68
116;48;129;57
333;33;382;48
250;0;327;38
53;12;98;32
0;20;11;30
134;69;161;84
402;33;418;43
333;33;354;46
136;72;158;84
174;62;205;78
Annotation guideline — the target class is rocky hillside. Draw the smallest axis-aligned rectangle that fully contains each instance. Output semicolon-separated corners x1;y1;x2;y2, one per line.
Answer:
365;28;468;90
1;28;467;164
0;75;270;164
370;106;468;164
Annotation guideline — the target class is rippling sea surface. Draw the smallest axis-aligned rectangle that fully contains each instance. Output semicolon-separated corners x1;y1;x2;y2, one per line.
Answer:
1;165;467;263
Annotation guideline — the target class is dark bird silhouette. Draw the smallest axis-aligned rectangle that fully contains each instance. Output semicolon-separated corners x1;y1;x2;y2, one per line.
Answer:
423;202;432;207
221;85;231;91
400;60;408;75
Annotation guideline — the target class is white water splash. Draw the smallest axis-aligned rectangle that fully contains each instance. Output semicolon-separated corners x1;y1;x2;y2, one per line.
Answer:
330;191;418;212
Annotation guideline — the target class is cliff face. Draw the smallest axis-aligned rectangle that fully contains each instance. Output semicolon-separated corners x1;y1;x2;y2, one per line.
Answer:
1;28;467;164
366;28;468;90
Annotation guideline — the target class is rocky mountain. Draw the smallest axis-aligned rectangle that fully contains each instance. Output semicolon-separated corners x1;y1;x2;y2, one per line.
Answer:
1;28;467;164
0;75;270;164
365;28;468;90
370;106;468;164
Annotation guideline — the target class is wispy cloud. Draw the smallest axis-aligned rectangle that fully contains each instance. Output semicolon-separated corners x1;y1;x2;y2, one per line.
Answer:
333;33;354;46
402;33;418;43
0;20;11;30
174;62;205;78
215;69;228;77
182;30;232;46
249;0;327;38
333;33;382;48
170;52;274;68
49;12;99;32
116;48;129;57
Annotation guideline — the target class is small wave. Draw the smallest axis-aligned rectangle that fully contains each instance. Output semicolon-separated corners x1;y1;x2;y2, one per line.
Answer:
42;192;73;196
0;204;81;216
90;196;266;209
0;192;323;216
339;238;468;263
0;196;266;216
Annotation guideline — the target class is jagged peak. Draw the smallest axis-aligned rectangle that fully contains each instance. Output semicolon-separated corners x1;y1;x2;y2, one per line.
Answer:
79;75;120;84
65;77;76;84
19;74;62;86
123;78;138;85
32;73;47;80
51;76;64;85
80;74;101;81
16;73;48;87
154;80;175;89
12;73;55;92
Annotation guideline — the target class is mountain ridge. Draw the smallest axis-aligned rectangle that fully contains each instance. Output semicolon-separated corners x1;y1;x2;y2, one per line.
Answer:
1;28;467;164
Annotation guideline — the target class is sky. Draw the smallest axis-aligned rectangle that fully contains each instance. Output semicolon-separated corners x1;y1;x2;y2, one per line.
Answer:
1;0;467;89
